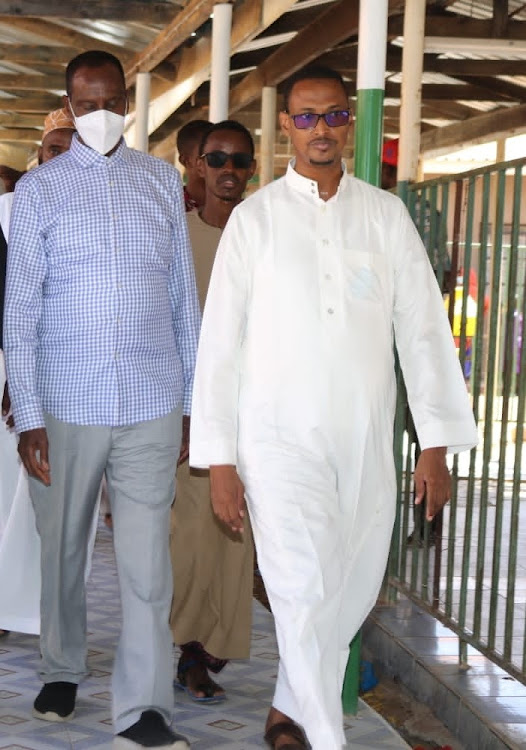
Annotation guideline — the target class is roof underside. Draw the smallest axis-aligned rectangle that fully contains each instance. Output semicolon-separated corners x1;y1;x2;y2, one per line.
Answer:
0;0;524;168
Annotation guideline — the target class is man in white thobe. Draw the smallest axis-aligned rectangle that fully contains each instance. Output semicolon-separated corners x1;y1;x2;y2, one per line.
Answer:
189;65;478;750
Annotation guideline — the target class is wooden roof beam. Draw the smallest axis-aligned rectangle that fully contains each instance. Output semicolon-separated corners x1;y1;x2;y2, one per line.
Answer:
384;80;515;102
124;0;216;87
228;0;369;113
0;112;47;127
0;127;40;142
2;18;136;61
0;1;183;24
451;75;526;103
388;13;526;38
0;73;65;90
0;93;62;111
420;102;526;156
431;57;526;76
150;0;405;159
0;44;79;65
126;0;300;145
0;17;178;82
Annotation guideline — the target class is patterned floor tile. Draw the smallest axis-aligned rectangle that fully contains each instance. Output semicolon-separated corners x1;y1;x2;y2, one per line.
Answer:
0;523;409;748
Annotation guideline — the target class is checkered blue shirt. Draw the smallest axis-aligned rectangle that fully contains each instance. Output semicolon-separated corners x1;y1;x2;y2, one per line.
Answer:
4;136;201;432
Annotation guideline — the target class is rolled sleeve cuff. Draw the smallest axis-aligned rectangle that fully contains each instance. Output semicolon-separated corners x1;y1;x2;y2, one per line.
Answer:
417;420;479;455
189;439;238;470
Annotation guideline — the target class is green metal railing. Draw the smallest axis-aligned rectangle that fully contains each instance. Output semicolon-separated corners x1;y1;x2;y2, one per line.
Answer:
388;157;526;683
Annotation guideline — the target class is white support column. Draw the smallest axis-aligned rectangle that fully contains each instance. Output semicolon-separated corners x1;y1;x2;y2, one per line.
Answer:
259;85;276;187
135;72;151;153
398;0;426;184
209;2;232;123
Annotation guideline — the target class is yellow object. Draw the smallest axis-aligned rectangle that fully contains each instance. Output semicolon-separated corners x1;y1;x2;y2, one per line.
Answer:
445;286;477;337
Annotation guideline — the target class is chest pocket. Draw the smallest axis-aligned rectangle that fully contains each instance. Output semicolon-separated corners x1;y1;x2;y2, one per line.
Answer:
344;250;388;305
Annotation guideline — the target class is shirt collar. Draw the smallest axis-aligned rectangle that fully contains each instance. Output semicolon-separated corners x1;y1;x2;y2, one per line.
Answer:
285;159;349;200
69;133;130;167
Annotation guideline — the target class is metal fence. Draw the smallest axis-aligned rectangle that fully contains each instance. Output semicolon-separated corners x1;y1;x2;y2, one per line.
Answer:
388;157;526;684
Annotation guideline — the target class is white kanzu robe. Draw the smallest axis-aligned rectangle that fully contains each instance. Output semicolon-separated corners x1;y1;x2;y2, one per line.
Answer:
0;194;98;636
190;163;478;749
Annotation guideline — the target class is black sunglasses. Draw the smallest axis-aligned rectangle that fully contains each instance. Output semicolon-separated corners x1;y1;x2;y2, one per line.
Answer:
200;150;253;169
288;110;351;130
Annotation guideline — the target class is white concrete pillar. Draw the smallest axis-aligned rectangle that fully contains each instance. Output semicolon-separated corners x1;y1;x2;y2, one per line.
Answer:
135;72;151;153
398;0;426;184
209;2;232;123
259;85;276;187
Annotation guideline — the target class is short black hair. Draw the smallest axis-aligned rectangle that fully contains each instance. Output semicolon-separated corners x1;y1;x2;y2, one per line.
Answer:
282;64;347;112
66;51;126;97
176;119;212;157
199;120;255;159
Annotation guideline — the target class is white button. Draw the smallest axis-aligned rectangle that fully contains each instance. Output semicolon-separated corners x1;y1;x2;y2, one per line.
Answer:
322;239;329;246
109;180;114;186
328;307;334;315
325;273;332;280
114;352;119;360
117;282;122;289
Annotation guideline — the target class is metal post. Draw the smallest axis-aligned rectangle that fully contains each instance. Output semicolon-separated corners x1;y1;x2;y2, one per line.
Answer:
260;85;276;187
135;72;151;154
343;0;388;716
398;0;426;188
209;2;232;123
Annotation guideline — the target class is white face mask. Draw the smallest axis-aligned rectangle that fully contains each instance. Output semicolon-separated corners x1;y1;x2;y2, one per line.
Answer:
69;105;125;155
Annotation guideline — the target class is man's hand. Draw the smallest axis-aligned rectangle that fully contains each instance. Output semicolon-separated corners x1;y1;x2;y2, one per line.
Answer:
18;428;50;485
1;381;14;429
414;446;450;520
178;415;190;466
209;464;245;534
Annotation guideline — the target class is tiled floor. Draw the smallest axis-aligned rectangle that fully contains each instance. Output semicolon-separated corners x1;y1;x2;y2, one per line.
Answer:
0;523;410;749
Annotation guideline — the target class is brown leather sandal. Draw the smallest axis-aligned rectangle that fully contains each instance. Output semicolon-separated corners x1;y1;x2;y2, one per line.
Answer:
264;720;308;749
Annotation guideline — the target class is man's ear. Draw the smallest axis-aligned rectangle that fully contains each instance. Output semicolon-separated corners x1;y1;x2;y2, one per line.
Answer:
248;159;257;180
37;146;43;165
279;110;291;138
62;94;69;110
179;153;189;168
196;156;206;179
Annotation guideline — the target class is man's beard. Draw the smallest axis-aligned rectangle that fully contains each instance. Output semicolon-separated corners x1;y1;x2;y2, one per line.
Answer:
309;156;336;166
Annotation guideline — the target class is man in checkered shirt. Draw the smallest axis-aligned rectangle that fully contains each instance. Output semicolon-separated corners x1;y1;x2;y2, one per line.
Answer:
3;50;200;750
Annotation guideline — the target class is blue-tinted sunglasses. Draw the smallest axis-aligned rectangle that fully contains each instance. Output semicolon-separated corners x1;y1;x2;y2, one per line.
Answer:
288;109;351;130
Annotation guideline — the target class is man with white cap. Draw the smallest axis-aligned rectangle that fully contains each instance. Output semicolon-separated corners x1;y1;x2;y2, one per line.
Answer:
0;107;76;638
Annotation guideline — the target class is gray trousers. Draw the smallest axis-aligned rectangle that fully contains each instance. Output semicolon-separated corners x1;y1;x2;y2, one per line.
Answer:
28;407;182;733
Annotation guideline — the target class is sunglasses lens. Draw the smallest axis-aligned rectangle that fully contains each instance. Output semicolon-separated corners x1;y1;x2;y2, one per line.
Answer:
292;113;318;129
232;153;253;169
204;151;228;168
325;110;350;127
204;151;252;169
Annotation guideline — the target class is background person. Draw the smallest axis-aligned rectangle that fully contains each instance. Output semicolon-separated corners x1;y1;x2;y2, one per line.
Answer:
171;120;256;703
0;106;77;638
176;119;211;212
189;65;478;749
